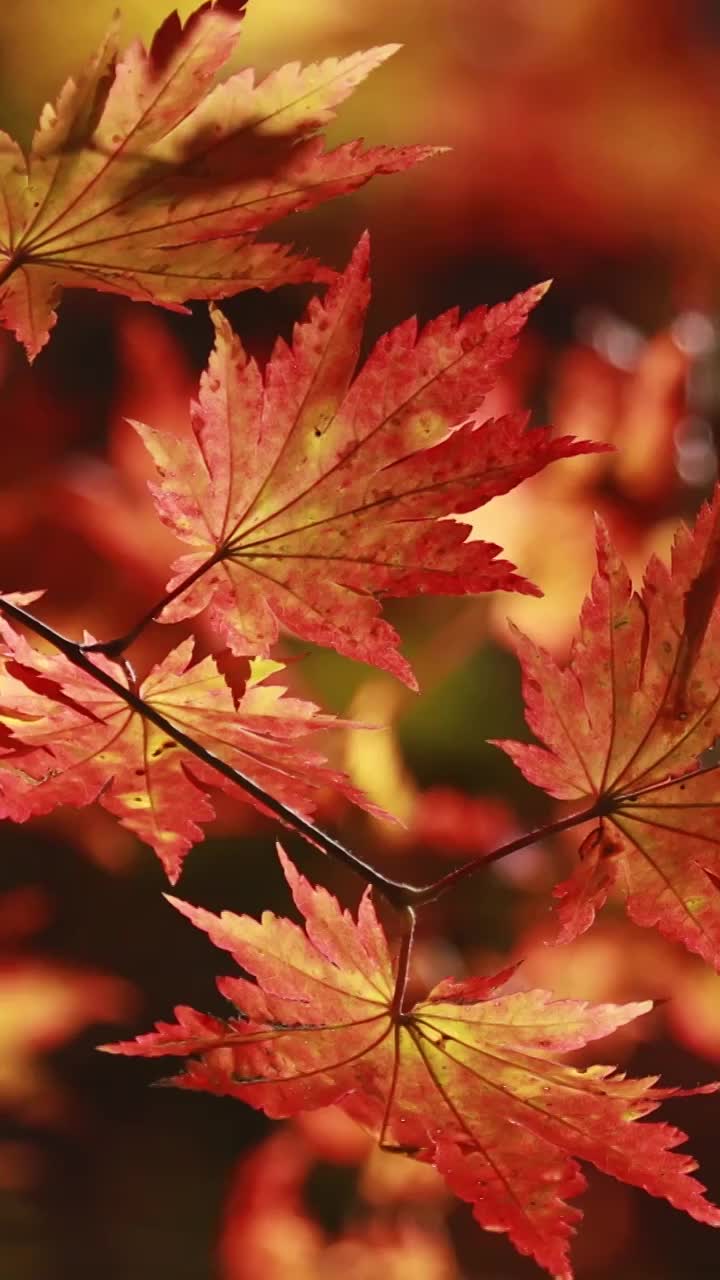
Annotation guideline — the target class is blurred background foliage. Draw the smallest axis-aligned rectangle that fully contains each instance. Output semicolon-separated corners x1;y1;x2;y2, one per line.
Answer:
2;1;720;1277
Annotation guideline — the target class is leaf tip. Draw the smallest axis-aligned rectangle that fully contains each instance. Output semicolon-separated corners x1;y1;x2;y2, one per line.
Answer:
350;230;372;275
208;302;230;336
274;840;293;876
591;512;614;562
163;892;187;913
373;42;403;62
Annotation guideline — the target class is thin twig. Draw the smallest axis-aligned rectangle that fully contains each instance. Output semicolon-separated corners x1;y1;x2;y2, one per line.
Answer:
0;595;415;907
408;801;604;907
0;595;603;912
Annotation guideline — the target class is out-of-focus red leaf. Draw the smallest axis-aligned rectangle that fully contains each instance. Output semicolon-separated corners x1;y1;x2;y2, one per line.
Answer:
0;886;134;1132
468;317;697;651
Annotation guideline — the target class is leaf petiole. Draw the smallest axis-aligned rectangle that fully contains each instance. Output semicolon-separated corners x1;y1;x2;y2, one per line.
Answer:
80;550;225;657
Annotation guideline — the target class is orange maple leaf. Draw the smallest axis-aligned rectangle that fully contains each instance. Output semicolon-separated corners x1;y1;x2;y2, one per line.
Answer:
103;846;720;1280
0;1;434;358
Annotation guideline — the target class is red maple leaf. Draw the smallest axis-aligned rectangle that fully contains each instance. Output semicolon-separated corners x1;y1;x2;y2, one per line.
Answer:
0;625;373;881
103;845;720;1280
495;489;720;966
0;1;434;359
133;235;602;686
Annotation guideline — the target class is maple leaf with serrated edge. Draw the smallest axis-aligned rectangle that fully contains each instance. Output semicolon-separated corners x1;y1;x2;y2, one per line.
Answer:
102;845;720;1280
0;625;376;881
133;234;603;687
494;488;720;967
0;1;435;360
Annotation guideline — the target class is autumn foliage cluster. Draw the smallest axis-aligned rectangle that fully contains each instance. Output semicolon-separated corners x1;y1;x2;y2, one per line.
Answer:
3;3;720;1278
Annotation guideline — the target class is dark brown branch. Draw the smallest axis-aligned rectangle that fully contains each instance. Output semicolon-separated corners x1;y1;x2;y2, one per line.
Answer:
408;801;604;907
0;595;602;913
0;595;415;908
